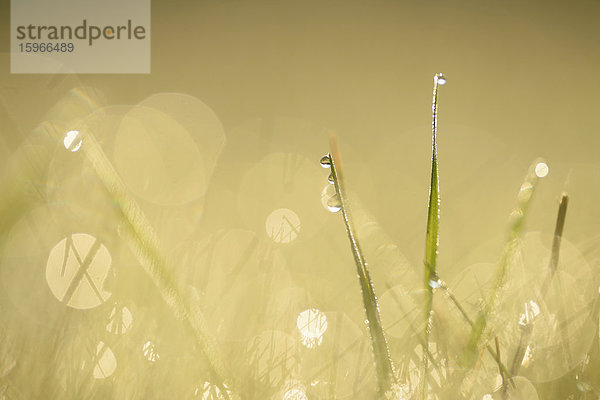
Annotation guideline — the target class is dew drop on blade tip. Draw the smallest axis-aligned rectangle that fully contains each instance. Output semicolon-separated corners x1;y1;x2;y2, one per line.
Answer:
534;161;549;178
320;154;332;168
435;73;447;85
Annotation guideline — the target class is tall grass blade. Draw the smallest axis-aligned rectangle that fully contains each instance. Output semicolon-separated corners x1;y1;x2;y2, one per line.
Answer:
421;72;445;399
325;133;395;396
461;159;548;368
79;130;236;400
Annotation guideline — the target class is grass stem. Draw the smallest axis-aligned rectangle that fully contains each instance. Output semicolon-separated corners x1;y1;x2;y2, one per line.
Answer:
326;133;396;397
79;130;236;400
461;159;546;369
421;73;445;400
509;193;569;376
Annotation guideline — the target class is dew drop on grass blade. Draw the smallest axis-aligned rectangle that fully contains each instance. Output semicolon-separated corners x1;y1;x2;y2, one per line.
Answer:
421;72;445;400
322;133;395;397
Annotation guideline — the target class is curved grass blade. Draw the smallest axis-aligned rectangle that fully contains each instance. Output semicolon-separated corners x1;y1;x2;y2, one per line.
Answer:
79;130;237;400
421;72;445;400
461;159;548;369
325;133;396;396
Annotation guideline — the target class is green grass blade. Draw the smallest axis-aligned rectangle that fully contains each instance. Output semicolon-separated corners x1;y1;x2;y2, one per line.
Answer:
421;72;445;400
79;130;236;400
461;159;548;369
325;133;396;397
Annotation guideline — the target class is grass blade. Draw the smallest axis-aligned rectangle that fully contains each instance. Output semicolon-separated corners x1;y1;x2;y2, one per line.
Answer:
325;133;396;396
79;130;236;400
542;192;569;295
421;72;445;400
437;279;515;389
461;159;548;368
509;192;569;376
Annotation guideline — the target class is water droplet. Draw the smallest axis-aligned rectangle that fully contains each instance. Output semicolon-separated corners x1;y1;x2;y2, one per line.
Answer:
521;345;534;367
534;162;549;178
106;306;134;334
46;233;112;310
435;73;447;86
493;374;503;391
283;388;308;400
518;182;533;202
321;184;337;210
194;381;231;399
266;208;301;243
428;279;441;289
509;209;524;225
142;340;160;362
320;154;331;168
326;194;342;213
518;300;541;326
297;308;328;348
576;379;593;392
327;172;335;184
528;300;540;317
93;342;117;379
63;130;82;152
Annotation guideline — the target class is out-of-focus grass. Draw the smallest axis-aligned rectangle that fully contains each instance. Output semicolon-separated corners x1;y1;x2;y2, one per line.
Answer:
461;158;545;369
509;193;569;377
78;129;236;400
